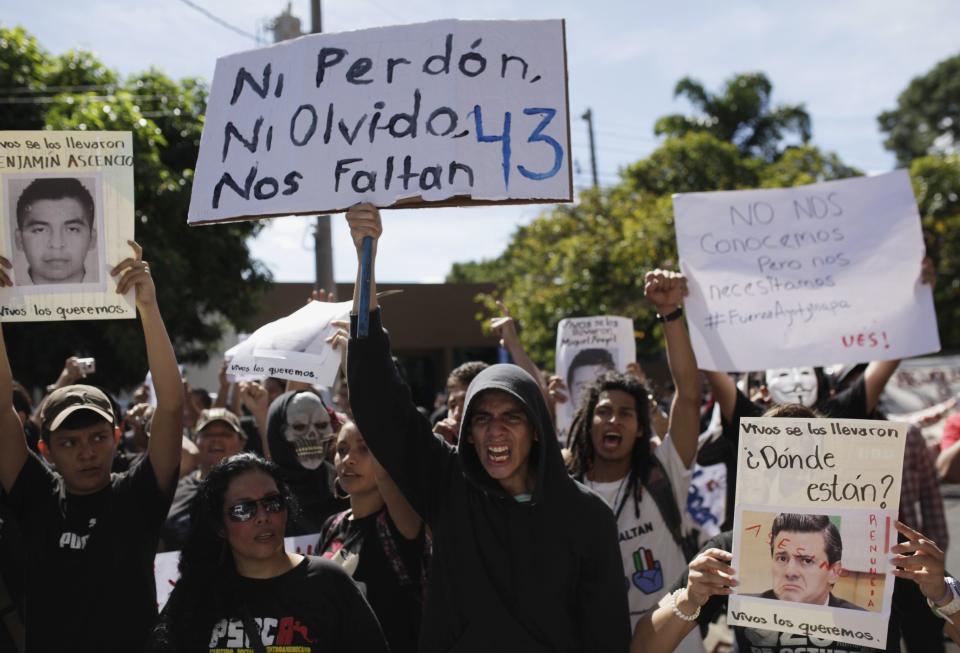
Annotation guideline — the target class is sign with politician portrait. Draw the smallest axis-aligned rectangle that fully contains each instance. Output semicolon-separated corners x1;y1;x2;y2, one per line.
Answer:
0;131;136;321
729;417;907;649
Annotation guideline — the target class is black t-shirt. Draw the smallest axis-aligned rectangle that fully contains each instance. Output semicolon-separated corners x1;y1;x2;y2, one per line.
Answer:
200;556;389;652
161;471;202;551
718;379;868;528
318;507;428;653
4;452;174;653
0;500;25;651
675;532;901;653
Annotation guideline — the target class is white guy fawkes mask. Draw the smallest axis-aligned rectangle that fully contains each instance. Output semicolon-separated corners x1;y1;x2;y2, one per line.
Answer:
283;393;333;470
765;367;818;407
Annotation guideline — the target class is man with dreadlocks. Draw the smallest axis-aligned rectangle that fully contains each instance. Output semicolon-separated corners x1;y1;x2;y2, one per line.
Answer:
567;269;702;652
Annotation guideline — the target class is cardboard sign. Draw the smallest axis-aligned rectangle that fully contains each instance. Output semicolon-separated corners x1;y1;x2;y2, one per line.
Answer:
674;171;940;371
155;532;322;609
0;131;136;321
225;300;351;386
729;417;907;649
555;315;636;433
188;19;571;224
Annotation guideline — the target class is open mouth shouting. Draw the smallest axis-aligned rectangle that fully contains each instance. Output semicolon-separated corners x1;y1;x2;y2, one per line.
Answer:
486;444;511;465
599;431;623;452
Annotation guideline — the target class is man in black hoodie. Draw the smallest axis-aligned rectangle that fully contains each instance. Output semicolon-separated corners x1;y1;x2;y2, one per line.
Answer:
345;205;630;652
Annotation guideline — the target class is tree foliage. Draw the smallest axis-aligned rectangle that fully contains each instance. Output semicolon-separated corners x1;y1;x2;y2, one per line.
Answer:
654;73;812;162
0;27;271;392
910;155;960;348
878;54;960;166
453;127;860;369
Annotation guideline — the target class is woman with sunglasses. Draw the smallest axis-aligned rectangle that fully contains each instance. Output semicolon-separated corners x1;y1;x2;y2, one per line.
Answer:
148;453;388;652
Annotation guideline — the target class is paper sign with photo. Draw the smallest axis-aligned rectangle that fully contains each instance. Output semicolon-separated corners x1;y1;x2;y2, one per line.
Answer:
554;315;636;435
225;300;352;386
188;19;571;224
673;170;939;371
0;131;136;321
729;417;907;649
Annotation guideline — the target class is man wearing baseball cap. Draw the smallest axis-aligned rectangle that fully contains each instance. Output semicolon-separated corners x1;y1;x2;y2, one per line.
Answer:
161;407;245;550
0;242;183;653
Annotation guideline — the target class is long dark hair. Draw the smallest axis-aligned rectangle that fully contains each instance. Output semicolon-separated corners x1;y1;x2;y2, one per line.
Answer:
148;453;299;651
566;371;653;519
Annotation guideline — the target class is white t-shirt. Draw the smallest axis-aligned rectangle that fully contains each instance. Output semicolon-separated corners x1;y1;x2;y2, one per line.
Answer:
585;434;703;653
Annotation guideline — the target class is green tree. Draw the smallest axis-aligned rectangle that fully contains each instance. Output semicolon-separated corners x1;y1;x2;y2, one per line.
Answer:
878;54;960;166
909;155;960;348
654;73;812;162
450;72;861;370
0;27;270;392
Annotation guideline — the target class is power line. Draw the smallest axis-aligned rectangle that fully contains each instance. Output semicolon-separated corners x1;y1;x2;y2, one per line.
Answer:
175;0;265;44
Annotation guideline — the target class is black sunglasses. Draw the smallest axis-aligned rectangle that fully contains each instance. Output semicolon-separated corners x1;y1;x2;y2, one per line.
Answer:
226;493;286;522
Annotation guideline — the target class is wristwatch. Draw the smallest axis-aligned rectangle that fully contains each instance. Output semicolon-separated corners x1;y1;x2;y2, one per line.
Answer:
929;576;960;621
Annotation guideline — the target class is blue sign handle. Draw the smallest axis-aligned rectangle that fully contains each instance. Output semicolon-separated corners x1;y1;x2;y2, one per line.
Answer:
357;235;373;338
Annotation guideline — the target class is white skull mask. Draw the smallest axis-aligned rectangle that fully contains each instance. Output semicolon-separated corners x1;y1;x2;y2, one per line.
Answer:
283;393;333;470
765;367;818;407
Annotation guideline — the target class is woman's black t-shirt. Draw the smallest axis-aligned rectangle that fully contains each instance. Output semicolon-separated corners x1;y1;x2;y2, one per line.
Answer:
319;507;428;653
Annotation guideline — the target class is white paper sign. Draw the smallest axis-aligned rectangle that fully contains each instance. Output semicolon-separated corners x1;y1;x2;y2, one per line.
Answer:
188;19;571;224
555;315;636;433
155;532;323;609
674;171;940;371
730;417;906;649
0;131;136;321
225;300;351;386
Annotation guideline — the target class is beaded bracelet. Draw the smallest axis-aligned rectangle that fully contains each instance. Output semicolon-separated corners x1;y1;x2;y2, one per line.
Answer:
669;588;700;622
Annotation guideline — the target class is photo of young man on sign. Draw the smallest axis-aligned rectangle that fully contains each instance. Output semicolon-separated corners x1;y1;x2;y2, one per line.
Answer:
4;174;105;291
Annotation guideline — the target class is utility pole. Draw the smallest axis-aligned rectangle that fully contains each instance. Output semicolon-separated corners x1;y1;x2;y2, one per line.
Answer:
271;2;334;293
581;108;599;189
310;1;334;294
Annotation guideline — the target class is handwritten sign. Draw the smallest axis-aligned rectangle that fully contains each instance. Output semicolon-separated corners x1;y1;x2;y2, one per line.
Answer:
0;131;135;321
188;19;571;224
555;315;636;433
729;417;906;649
155;532;321;609
674;171;939;371
225;299;351;386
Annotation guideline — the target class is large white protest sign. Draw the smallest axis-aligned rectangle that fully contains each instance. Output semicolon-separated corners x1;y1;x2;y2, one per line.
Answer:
730;417;906;649
155;532;322;609
0;131;136;321
674;170;940;371
225;300;351;386
188;19;571;224
555;316;636;433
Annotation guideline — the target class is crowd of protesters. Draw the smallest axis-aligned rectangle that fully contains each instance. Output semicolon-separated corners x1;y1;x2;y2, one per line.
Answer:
0;208;958;653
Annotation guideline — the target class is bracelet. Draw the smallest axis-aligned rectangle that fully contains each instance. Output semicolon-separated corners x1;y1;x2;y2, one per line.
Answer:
656;307;683;323
934;582;953;606
669;588;700;622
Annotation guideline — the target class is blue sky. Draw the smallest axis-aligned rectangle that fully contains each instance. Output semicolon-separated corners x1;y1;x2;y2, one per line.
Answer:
5;0;959;282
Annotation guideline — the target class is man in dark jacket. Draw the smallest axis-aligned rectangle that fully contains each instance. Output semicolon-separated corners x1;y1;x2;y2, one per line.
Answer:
345;204;630;652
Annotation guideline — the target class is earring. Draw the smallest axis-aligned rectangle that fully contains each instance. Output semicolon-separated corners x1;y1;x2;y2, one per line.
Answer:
334;479;349;500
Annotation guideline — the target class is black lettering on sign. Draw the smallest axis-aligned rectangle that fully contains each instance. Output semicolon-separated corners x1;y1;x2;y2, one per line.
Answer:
231;64;274;105
222;117;264;162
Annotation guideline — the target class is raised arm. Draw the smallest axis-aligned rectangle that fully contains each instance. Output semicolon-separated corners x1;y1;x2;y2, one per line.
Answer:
374;457;423;540
112;241;183;492
345;204;454;524
645;270;700;468
491;301;549;402
703;370;737;424
863;359;900;415
0;258;27;493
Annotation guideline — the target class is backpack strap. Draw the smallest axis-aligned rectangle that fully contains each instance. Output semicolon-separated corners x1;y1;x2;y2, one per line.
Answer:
643;456;699;560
